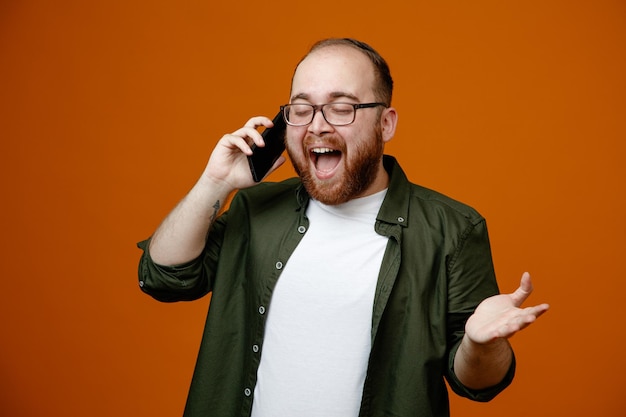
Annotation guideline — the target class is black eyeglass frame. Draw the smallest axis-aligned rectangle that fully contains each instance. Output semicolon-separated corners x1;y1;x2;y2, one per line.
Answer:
280;102;387;126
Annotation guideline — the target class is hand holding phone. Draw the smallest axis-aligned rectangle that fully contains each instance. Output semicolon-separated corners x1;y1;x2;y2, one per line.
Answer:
247;111;286;182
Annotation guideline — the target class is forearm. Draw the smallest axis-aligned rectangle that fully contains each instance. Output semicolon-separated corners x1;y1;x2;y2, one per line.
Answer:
453;335;513;390
146;115;282;265
149;176;234;265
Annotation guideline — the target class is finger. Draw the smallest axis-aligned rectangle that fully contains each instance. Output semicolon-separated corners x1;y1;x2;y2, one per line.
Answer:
520;272;533;292
514;304;550;327
220;132;256;156
229;126;265;150
510;272;533;307
529;303;550;319
237;117;275;148
243;116;274;130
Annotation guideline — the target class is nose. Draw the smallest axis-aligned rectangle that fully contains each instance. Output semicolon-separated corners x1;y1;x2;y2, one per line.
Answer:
307;108;334;136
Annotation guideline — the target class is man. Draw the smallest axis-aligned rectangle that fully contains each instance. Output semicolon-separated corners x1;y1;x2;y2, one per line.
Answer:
137;38;549;417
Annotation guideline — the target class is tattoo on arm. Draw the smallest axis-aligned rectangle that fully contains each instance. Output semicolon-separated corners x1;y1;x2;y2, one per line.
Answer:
210;200;221;223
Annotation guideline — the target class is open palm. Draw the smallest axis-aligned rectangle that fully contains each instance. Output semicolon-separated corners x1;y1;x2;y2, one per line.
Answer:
465;272;550;344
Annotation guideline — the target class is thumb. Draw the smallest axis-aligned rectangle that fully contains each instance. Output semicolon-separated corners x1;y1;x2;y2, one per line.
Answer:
510;272;533;307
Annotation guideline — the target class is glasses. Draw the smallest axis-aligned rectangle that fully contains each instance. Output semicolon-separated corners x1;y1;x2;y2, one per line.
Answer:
280;102;387;126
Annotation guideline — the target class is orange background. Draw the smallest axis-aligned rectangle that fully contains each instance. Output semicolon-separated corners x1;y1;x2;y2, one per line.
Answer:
1;1;625;416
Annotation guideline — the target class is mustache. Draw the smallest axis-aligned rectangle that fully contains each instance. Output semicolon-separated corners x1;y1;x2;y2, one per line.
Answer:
302;134;345;151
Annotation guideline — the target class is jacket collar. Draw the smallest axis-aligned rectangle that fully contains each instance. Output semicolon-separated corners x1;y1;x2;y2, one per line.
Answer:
294;154;411;228
378;155;410;228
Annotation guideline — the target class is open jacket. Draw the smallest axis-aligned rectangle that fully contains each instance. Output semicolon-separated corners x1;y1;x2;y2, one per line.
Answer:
138;155;515;417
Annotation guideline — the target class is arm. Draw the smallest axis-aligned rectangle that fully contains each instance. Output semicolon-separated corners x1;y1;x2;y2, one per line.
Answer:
453;272;549;389
148;116;286;266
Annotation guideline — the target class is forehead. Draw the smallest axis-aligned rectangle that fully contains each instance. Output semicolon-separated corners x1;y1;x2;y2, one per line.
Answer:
291;46;377;101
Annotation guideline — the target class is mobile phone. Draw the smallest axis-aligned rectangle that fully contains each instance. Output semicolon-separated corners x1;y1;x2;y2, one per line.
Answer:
247;111;287;182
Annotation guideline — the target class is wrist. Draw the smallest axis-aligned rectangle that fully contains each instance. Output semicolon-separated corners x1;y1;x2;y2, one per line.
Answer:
460;333;511;355
455;335;513;390
457;334;512;372
196;172;237;199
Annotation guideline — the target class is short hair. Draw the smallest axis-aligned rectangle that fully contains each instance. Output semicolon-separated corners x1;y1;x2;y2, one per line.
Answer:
295;38;394;106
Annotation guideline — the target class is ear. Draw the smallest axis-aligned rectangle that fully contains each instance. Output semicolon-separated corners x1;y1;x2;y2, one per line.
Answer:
380;107;398;143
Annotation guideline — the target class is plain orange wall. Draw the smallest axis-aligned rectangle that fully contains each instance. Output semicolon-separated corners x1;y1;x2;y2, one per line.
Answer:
1;1;625;416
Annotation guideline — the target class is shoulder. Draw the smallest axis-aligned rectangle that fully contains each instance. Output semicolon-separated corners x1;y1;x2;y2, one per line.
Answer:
384;156;485;227
232;177;304;213
408;183;484;225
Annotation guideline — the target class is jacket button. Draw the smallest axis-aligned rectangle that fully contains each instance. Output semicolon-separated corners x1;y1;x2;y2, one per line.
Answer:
298;225;306;233
275;261;283;270
244;388;252;396
252;344;259;353
258;306;266;315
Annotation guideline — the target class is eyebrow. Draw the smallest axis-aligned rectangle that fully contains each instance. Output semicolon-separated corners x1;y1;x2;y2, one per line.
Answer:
290;91;360;102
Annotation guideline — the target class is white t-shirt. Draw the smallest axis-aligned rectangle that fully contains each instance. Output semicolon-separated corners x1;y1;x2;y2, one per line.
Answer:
251;189;389;417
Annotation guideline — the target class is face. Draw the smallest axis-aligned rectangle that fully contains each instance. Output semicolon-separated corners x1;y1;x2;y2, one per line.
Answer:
285;46;395;205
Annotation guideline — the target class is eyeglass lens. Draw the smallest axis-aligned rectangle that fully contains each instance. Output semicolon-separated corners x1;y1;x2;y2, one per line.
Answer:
284;103;356;126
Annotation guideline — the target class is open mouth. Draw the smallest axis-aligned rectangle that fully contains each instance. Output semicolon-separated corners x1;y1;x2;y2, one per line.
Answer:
311;147;342;174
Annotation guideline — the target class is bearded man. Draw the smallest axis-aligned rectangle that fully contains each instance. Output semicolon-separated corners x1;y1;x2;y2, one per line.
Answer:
138;38;549;417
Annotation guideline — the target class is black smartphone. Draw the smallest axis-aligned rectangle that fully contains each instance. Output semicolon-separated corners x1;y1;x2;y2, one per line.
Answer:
247;111;287;182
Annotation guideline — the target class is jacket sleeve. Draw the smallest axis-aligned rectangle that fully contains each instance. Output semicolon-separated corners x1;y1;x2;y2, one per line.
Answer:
444;218;516;401
136;210;228;302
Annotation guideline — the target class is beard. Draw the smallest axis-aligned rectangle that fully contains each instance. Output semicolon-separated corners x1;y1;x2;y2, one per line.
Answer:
286;123;384;205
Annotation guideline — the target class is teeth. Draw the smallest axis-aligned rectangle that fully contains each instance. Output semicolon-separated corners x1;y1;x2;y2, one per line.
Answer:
312;147;334;154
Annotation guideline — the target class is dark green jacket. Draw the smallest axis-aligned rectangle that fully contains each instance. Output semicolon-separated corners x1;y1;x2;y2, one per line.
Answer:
137;155;514;417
